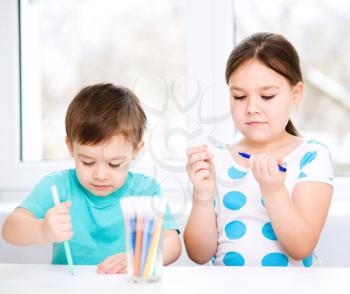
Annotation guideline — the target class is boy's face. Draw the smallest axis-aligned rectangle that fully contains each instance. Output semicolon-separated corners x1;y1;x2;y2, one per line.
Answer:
66;135;143;196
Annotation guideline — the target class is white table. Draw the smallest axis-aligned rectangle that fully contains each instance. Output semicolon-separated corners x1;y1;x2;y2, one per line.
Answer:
1;264;350;294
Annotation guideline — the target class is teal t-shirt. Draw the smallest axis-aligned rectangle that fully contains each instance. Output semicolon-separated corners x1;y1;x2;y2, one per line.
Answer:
19;169;179;265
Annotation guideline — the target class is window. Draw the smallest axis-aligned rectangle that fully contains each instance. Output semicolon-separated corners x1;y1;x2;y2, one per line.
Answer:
20;0;186;162
1;0;233;191
233;0;350;175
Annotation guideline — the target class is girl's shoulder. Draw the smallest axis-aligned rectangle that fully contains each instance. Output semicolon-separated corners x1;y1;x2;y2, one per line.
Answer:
286;139;333;185
285;138;331;161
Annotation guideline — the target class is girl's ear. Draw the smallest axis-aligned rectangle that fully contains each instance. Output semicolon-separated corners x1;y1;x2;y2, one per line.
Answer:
133;140;145;159
65;137;74;157
291;81;304;106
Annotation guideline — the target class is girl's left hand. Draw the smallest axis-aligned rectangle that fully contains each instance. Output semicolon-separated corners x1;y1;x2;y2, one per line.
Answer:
248;154;286;194
97;253;127;274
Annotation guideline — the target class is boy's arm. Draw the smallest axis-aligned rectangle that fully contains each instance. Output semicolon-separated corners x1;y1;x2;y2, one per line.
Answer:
163;229;181;265
183;199;218;265
2;202;72;246
2;208;48;246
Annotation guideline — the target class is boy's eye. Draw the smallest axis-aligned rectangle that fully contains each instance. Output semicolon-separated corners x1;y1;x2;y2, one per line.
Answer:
82;161;94;166
233;95;246;100
109;163;121;168
261;95;275;100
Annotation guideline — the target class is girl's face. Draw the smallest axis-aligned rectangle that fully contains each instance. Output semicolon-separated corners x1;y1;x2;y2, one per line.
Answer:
228;59;303;143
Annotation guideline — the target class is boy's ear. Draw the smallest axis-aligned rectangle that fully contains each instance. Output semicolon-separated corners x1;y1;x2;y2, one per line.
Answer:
65;137;74;157
133;140;144;159
291;81;304;106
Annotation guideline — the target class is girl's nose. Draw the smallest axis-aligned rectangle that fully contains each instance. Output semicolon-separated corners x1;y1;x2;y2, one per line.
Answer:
246;97;260;114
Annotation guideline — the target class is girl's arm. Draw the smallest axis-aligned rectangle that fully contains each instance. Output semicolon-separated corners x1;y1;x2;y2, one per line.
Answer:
249;154;332;260
184;198;218;264
184;145;218;264
264;181;332;260
163;229;182;265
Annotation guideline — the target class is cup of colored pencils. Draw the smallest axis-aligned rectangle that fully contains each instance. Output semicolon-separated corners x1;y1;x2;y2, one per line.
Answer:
120;196;166;283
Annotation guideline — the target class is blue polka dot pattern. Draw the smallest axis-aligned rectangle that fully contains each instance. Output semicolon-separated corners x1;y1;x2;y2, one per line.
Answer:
303;254;313;267
225;220;246;240
223;251;245;266
223;191;247;210
261;252;288;267
228;166;247;180
300;151;317;170
262;222;277;241
298;171;307;179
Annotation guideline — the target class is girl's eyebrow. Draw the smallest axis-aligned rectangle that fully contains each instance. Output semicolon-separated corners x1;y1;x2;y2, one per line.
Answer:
230;85;279;91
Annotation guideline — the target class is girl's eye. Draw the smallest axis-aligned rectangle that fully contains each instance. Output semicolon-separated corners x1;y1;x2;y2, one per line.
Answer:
261;95;275;100
82;161;94;166
233;96;246;100
109;163;121;168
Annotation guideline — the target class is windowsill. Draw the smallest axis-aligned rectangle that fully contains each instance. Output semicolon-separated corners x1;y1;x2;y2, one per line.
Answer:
0;198;349;217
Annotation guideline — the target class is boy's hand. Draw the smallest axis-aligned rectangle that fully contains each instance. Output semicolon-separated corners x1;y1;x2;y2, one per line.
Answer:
186;145;216;204
41;201;73;243
97;253;127;274
248;154;286;195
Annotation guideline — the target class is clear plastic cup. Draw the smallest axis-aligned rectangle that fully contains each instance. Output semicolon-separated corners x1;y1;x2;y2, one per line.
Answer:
122;196;165;283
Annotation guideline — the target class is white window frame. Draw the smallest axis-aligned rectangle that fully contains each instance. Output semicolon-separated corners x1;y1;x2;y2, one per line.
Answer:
0;0;235;193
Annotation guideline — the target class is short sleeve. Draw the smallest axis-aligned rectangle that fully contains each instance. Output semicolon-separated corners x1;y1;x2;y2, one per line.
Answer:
19;171;70;218
296;141;333;186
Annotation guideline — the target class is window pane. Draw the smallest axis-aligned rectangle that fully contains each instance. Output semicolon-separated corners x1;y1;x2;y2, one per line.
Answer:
233;0;350;175
20;0;186;161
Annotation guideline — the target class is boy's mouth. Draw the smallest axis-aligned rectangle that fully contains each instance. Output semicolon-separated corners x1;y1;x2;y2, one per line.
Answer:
92;184;112;190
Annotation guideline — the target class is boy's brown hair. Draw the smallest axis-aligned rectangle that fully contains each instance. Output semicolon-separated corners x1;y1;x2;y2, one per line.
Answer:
65;83;147;148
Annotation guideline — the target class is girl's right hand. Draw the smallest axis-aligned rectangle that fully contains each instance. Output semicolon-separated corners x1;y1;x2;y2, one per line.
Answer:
186;145;216;203
41;201;73;243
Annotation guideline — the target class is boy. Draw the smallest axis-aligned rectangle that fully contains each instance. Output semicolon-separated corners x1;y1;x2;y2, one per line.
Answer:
2;83;181;274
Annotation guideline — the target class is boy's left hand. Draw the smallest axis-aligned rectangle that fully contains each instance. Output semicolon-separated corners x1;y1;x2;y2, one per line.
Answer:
97;253;127;274
248;154;286;194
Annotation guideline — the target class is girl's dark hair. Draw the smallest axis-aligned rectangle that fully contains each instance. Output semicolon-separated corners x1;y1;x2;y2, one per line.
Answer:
225;32;301;136
65;83;147;148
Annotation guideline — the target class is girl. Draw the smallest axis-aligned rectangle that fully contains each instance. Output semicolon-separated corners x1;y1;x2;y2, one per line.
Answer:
184;32;333;267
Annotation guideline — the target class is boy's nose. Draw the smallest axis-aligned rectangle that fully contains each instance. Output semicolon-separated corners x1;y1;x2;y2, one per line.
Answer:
93;166;109;180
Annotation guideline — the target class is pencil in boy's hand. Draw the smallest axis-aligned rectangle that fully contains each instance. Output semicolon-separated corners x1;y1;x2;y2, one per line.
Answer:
51;185;74;275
